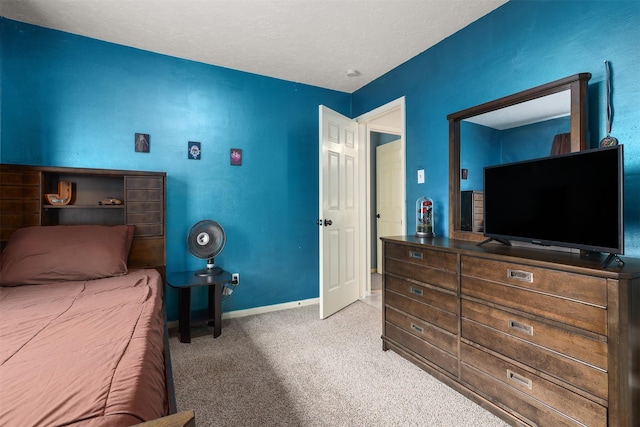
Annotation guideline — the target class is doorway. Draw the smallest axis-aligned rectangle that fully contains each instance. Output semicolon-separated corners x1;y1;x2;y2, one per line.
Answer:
318;98;405;317
374;135;402;273
356;97;406;301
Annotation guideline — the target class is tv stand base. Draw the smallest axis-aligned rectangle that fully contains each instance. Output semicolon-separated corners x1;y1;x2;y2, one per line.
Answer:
477;237;511;247
602;253;625;268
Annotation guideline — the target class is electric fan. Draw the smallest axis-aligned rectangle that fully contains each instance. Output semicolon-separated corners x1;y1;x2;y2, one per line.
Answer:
187;220;226;277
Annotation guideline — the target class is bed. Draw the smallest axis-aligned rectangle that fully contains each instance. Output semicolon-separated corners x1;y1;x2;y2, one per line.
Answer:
0;224;187;426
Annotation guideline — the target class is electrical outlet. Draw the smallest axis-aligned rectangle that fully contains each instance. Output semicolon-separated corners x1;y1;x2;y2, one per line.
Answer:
232;273;239;285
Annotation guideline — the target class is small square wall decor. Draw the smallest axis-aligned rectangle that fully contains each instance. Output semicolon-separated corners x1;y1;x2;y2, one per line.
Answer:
135;133;150;153
230;148;242;166
188;141;201;160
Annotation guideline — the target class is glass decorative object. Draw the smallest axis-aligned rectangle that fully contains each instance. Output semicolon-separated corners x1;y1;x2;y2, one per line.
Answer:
416;196;435;238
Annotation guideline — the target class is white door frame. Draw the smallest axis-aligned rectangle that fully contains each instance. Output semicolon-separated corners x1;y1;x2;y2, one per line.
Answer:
355;97;406;297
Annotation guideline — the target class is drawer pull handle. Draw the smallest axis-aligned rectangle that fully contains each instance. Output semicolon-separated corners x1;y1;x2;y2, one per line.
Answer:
409;286;424;297
507;369;532;389
507;269;533;283
508;320;534;336
410;323;424;334
409;251;423;260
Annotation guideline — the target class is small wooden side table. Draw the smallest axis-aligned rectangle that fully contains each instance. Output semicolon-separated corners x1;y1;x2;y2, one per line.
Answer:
167;269;232;343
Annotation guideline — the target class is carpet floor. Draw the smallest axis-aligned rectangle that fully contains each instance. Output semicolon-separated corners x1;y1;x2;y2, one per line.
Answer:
169;301;510;426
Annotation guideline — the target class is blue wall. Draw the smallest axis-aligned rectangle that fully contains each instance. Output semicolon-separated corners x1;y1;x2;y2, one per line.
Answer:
461;116;571;192
501;117;570;163
0;18;350;320
2;0;640;320
460;121;501;192
353;0;640;256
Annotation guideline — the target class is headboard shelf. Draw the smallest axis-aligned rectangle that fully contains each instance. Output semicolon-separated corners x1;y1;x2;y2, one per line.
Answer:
0;164;166;272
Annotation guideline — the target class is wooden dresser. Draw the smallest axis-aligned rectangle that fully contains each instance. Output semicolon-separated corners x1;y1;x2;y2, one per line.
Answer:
0;164;166;271
381;236;639;427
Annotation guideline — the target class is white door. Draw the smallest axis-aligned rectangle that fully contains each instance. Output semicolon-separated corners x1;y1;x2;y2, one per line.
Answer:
319;105;360;319
376;138;403;273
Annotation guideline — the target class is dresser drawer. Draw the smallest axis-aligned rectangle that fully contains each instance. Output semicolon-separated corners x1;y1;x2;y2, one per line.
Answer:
0;185;40;199
125;176;164;189
126;201;164;213
461;256;607;307
130;223;164;237
385;243;457;270
385;258;458;292
0;171;41;186
461;343;606;427
386;275;457;313
126;212;163;225
1;199;40;213
462;299;607;370
385;286;458;333
0;213;40;228
462;273;606;335
385;307;457;356
126;188;163;202
461;309;607;399
385;322;458;376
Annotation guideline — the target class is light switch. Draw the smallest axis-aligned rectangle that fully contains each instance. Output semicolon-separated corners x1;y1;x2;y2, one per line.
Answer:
417;169;425;184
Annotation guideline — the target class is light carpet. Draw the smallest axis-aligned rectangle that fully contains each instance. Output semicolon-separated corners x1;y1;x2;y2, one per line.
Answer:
169;301;509;426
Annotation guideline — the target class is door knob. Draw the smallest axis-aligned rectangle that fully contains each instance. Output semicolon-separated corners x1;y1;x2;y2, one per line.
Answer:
376;214;381;218
324;219;333;226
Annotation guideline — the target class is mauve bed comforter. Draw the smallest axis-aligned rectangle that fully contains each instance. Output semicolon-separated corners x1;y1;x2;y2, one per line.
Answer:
0;269;167;426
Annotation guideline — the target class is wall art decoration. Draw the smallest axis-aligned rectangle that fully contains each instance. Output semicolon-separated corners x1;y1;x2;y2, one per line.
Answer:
230;148;242;166
135;133;150;153
188;141;201;160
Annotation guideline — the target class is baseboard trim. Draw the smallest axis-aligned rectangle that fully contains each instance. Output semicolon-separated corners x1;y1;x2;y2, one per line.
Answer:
223;297;319;319
167;297;319;329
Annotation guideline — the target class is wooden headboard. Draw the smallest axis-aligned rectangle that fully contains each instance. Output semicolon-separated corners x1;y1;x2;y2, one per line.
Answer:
0;164;166;274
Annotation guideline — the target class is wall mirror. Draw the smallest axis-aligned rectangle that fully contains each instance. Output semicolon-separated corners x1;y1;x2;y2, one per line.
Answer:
447;73;591;242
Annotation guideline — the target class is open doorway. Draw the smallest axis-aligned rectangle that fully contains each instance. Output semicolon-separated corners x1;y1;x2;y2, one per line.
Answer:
356;97;405;307
372;131;402;274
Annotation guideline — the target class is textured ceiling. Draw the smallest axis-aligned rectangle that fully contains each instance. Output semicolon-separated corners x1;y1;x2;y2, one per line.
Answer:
0;0;508;93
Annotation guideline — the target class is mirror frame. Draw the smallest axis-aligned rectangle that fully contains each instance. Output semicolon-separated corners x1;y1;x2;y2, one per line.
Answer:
447;73;592;242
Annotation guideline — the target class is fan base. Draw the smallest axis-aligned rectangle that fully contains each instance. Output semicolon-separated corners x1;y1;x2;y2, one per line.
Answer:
194;267;223;277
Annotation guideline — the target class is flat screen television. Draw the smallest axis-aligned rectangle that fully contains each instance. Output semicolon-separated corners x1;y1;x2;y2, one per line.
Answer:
483;145;624;267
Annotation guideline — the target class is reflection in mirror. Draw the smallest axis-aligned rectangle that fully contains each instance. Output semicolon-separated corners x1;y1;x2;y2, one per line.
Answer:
460;90;571;193
448;73;591;242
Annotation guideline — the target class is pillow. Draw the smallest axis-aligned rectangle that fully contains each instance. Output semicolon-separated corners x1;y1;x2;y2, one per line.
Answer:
0;225;134;286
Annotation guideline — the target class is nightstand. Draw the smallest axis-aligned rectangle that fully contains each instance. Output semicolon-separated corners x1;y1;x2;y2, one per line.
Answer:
167;269;232;343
